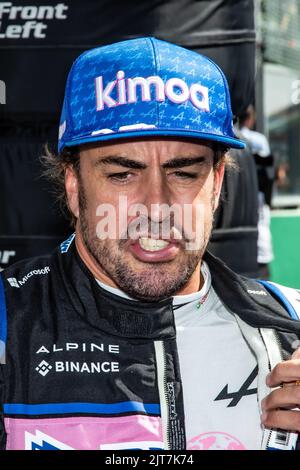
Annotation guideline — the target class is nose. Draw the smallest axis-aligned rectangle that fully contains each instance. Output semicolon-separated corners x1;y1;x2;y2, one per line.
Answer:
142;167;172;223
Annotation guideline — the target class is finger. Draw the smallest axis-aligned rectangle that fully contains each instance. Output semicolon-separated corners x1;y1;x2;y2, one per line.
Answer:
266;359;300;387
262;386;300;412
261;409;300;432
291;347;300;360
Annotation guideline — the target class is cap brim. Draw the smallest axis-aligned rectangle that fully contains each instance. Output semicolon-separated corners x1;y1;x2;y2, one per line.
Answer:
60;128;246;152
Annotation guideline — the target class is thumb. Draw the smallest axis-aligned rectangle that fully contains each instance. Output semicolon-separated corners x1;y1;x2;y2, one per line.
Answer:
291;347;300;360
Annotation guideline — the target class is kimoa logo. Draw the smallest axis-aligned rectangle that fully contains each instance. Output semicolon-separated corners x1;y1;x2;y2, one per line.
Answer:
95;70;210;112
7;266;50;288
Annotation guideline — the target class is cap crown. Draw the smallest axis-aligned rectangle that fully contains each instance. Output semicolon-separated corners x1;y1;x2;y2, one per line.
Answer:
58;37;244;152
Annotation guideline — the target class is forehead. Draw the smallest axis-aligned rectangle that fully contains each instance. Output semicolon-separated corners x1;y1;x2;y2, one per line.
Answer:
79;138;214;163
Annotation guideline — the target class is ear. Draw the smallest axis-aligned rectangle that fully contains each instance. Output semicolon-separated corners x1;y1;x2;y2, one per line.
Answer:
213;161;225;211
65;165;80;219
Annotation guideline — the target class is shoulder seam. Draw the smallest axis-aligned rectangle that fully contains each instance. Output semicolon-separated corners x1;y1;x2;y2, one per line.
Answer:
258;280;299;320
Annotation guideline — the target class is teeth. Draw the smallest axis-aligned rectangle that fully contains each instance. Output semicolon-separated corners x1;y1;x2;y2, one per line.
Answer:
139;237;170;251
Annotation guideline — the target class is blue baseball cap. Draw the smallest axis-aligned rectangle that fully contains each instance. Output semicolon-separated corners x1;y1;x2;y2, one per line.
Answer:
58;37;245;153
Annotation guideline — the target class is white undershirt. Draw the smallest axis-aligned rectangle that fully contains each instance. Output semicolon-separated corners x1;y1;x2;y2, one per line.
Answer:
96;262;263;450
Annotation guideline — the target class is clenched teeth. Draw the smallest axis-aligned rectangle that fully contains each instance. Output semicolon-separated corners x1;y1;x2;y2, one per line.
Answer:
139;237;170;251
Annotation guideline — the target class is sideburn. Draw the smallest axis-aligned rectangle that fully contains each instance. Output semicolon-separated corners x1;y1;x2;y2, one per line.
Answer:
77;169;88;212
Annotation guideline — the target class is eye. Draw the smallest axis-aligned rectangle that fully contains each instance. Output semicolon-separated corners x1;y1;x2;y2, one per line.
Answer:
107;171;134;182
170;171;198;180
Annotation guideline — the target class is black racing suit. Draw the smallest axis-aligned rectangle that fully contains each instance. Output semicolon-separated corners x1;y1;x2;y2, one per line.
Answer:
0;235;300;450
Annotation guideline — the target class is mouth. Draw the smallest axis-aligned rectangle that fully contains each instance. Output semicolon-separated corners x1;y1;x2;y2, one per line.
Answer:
128;236;180;263
138;237;170;251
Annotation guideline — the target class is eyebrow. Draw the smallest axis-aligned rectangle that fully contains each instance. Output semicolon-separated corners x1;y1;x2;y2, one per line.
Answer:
94;156;147;170
94;155;206;170
162;156;206;169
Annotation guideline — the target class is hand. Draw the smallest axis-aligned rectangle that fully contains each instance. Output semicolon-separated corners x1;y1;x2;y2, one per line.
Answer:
261;348;300;431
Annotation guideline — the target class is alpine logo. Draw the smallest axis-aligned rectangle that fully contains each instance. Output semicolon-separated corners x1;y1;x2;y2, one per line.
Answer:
214;366;258;407
36;342;120;354
247;289;267;296
7;266;50;288
25;430;73;450
95;70;210;112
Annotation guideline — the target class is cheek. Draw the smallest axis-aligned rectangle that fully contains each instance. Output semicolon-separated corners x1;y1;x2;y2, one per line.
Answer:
191;197;214;230
192;174;215;208
189;181;215;230
79;179;106;230
80;183;138;239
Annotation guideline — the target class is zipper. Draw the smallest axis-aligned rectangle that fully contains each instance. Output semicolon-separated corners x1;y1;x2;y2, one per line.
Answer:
154;340;170;450
260;328;298;451
260;329;282;450
162;342;171;450
273;330;284;360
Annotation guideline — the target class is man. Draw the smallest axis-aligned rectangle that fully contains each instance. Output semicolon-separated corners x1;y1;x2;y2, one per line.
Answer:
1;37;300;451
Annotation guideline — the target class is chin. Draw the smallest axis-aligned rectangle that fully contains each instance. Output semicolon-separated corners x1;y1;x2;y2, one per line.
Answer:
113;264;195;302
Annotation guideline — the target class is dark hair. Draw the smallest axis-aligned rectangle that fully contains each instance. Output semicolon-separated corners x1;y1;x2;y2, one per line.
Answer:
41;141;231;227
41;145;80;227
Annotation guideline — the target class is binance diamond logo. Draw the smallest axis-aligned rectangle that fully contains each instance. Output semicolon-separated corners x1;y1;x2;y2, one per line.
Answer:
35;360;52;377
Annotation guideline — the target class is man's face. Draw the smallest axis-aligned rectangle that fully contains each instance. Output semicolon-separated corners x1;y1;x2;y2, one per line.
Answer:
66;138;225;301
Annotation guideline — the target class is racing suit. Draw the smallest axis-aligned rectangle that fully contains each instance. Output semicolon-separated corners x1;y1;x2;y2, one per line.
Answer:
0;234;300;450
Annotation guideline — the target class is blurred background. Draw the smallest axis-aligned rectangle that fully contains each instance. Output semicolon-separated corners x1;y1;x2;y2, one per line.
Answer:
0;0;299;287
260;0;300;287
